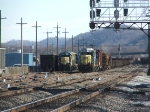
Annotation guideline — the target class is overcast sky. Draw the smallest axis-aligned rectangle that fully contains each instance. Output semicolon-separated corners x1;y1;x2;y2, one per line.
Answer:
0;0;90;42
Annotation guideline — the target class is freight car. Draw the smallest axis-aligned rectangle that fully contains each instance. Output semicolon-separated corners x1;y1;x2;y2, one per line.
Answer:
111;57;133;68
40;55;58;72
0;48;5;74
102;53;112;70
58;52;78;71
78;48;102;72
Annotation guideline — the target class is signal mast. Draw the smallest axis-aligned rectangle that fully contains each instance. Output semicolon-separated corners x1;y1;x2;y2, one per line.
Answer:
89;0;150;75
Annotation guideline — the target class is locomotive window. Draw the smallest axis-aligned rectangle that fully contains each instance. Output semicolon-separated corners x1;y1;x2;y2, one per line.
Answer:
81;52;93;55
75;54;78;61
96;52;99;58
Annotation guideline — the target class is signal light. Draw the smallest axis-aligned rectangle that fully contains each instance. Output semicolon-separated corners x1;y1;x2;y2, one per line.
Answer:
90;10;95;19
114;0;119;7
90;0;95;8
96;9;101;17
96;0;100;3
124;9;128;16
114;22;120;29
89;22;95;29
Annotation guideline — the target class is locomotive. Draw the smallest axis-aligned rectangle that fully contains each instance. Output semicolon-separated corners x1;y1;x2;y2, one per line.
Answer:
78;48;102;72
40;48;133;72
58;52;78;71
78;48;133;72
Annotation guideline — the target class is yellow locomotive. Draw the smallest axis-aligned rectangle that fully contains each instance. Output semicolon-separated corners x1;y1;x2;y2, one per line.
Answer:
58;52;78;71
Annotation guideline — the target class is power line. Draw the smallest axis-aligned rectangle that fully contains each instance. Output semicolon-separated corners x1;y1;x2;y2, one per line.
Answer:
53;22;61;55
16;18;27;69
43;29;52;54
62;28;69;52
32;21;41;72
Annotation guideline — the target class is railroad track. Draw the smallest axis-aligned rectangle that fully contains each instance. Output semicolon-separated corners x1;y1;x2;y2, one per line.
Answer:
0;67;122;97
1;68;141;112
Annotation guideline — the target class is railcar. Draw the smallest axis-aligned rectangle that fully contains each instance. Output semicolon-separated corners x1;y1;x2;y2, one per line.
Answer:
111;58;133;68
102;53;112;70
58;52;78;71
40;55;58;72
78;48;102;72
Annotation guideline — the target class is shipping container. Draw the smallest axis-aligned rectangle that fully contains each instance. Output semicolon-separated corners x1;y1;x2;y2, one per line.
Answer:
40;55;58;72
0;48;5;72
5;53;33;67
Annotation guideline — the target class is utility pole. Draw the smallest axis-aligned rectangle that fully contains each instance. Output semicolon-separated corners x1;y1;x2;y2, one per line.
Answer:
44;29;52;54
32;21;41;72
62;28;69;52
78;37;79;53
51;40;54;54
54;23;61;55
0;10;6;48
16;18;27;70
82;37;85;48
85;41;88;48
16;40;18;52
72;35;73;52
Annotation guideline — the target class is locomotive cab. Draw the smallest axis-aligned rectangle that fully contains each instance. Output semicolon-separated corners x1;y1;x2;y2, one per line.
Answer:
78;48;102;72
58;52;78;71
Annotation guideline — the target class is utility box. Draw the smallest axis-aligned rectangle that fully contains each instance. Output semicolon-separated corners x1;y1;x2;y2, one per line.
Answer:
40;55;58;72
0;48;5;72
6;53;33;67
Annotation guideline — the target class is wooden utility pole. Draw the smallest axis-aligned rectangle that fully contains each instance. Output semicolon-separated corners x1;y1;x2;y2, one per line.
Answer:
72;35;73;52
54;23;61;55
62;28;69;52
78;37;80;53
44;29;52;54
0;10;6;48
32;21;41;72
16;18;27;69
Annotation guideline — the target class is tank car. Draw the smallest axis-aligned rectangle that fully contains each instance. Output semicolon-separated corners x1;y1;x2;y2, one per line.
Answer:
78;48;102;72
58;52;78;71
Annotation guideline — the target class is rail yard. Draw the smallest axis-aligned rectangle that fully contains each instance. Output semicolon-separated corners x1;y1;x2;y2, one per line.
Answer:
1;0;150;111
0;64;149;112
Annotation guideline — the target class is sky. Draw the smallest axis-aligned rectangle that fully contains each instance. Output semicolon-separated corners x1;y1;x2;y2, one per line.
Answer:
0;0;90;43
0;0;148;43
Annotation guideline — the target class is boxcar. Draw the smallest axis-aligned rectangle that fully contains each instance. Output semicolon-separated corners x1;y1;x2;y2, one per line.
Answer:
40;55;58;72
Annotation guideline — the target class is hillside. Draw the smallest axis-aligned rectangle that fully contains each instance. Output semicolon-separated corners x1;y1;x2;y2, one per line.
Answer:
2;28;148;54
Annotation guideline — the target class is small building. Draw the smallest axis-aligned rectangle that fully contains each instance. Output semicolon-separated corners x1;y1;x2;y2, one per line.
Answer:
5;53;33;67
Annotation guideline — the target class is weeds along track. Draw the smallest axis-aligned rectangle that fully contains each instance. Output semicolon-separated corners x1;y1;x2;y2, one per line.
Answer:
1;66;143;112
